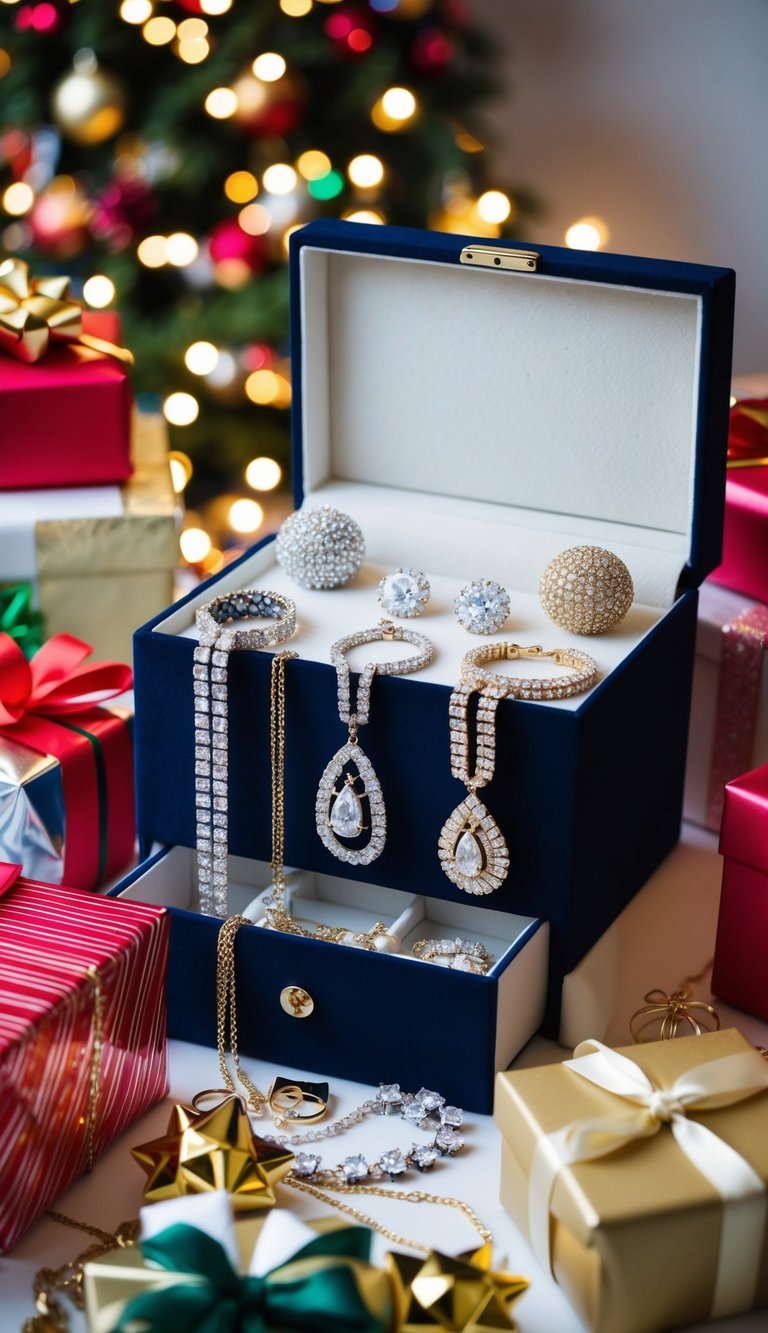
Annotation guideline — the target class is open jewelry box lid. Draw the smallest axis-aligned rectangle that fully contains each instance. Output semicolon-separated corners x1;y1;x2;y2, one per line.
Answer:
289;220;735;608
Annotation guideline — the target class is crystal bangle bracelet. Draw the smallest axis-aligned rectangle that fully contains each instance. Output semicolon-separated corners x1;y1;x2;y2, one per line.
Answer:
193;589;297;917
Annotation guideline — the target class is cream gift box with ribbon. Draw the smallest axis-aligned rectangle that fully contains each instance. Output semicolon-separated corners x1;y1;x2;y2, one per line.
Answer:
494;1028;768;1333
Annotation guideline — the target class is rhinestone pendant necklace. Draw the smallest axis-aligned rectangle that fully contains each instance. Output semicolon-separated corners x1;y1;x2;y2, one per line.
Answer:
316;620;433;866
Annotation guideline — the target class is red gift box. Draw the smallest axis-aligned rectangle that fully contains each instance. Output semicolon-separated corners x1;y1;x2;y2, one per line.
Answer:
712;761;768;1022
709;399;768;602
0;632;136;890
0;862;169;1252
0;311;132;491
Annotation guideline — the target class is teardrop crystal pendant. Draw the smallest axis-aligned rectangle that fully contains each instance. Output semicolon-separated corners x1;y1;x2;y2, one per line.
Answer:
316;741;386;865
438;791;509;895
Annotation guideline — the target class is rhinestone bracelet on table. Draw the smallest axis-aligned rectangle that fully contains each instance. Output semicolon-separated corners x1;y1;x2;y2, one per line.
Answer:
263;1082;465;1184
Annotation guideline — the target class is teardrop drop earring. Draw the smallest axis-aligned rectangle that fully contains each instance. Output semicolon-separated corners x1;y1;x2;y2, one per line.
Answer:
315;620;434;866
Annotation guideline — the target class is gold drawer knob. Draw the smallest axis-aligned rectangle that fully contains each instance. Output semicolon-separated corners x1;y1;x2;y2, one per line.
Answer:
280;985;314;1018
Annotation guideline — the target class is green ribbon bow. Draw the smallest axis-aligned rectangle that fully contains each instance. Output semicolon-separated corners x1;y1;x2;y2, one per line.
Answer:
115;1223;392;1333
0;583;45;659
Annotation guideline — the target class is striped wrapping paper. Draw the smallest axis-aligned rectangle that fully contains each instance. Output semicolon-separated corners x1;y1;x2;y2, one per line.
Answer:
0;873;169;1252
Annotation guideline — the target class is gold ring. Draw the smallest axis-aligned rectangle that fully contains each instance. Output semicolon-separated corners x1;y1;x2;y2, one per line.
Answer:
460;641;598;700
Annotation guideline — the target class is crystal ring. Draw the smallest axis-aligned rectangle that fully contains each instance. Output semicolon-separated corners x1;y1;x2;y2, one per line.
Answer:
377;567;431;618
454;579;510;634
412;937;493;975
195;588;296;648
276;505;365;589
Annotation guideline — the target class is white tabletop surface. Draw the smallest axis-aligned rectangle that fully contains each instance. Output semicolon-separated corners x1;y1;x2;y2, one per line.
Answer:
4;823;767;1332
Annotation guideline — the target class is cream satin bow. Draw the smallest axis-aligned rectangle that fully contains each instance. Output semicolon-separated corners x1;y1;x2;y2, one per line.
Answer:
529;1039;768;1320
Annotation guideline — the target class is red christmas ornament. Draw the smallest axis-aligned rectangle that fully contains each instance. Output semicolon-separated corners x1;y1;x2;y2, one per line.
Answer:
411;25;454;72
91;176;156;251
231;69;306;138
15;1;67;35
209;218;267;273
29;176;90;259
324;6;376;58
175;0;205;11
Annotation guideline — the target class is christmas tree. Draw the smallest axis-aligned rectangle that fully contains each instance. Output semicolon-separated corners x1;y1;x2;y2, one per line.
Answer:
0;0;536;566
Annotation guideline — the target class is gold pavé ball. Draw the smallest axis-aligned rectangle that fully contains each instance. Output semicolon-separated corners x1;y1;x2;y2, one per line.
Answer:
539;545;634;635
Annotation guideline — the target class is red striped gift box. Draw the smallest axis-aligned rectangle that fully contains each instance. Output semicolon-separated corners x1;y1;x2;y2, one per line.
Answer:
0;863;169;1252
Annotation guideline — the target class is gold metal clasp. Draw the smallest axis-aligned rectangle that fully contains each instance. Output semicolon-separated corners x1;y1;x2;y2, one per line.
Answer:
503;643;545;660
380;619;397;640
460;245;539;273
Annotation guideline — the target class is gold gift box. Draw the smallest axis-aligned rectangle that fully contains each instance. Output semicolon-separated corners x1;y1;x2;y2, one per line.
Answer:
36;412;179;666
494;1029;768;1333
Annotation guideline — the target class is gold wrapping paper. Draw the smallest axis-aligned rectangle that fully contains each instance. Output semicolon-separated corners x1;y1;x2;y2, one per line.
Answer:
494;1029;768;1333
35;412;178;665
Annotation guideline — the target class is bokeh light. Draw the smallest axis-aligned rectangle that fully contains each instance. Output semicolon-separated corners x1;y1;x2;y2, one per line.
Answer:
166;232;198;265
180;527;212;563
143;16;175;44
476;190;512;225
163;391;199;425
252;52;286;82
348;154;384;187
342;208;384;224
308;169;344;200
120;0;152;23
205;87;237;118
245;369;280;404
262;163;297;195
83;274;116;307
2;182;34;215
565;216;609;250
280;0;312;12
229;497;265;532
296;149;331;180
238;202;271;235
224;170;258;203
169;450;193;490
137;234;167;267
245;456;282;491
185;340;219;375
200;0;232;12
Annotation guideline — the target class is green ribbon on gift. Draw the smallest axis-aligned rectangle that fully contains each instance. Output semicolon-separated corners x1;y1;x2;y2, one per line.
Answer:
115;1223;393;1333
0;583;45;659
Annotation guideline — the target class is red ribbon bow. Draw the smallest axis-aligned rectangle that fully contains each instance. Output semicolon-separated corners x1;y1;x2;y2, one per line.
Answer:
0;632;132;727
727;398;768;467
0;632;134;889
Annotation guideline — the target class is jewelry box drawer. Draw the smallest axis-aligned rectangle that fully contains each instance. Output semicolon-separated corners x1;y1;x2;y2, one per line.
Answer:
111;845;549;1113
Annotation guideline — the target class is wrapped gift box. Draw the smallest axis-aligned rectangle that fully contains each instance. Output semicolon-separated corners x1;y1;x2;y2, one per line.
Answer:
0;862;169;1252
125;221;733;1089
0;308;132;490
0;412;179;665
115;845;549;1111
712;762;768;1022
495;1028;768;1332
683;580;768;830
709;396;768;602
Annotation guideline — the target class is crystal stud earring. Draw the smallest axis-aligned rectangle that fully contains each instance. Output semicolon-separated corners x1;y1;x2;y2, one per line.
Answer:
377;568;431;618
454;579;510;635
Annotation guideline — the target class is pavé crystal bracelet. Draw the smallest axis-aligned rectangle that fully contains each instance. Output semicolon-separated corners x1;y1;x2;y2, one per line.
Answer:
193;588;296;917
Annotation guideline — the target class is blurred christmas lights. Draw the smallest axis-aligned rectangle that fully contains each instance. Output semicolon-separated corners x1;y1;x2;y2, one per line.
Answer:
476;189;511;224
180;526;212;563
143;16;175;44
164;391;199;425
225;170;259;202
120;0;152;24
83;274;115;307
245;457;282;491
185;340;219;375
252;53;286;82
296;149;331;180
169;450;193;491
280;0;312;13
229;497;264;533
565;216;609;250
348;154;383;187
2;181;34;215
205;87;237;118
262;163;297;194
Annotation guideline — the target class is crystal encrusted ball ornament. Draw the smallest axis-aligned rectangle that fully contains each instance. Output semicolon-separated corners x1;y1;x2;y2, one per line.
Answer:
276;506;365;589
377;568;431;618
539;545;634;635
454;579;510;635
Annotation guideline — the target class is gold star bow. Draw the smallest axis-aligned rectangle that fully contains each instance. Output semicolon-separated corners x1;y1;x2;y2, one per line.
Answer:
388;1244;529;1331
0;257;132;364
131;1094;294;1211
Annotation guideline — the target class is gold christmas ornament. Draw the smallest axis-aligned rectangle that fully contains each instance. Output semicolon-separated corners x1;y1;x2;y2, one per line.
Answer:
131;1094;295;1210
388;1244;529;1332
52;51;126;145
539;545;634;635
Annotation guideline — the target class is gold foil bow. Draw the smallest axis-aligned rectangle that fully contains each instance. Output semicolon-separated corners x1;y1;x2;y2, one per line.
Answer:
131;1094;295;1211
0;257;133;365
388;1243;529;1331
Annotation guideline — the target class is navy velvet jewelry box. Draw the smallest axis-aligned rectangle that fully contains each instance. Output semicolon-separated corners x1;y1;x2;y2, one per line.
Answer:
118;221;734;1104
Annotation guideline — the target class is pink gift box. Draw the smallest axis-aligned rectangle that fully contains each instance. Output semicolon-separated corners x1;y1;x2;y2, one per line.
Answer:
712;763;768;1022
